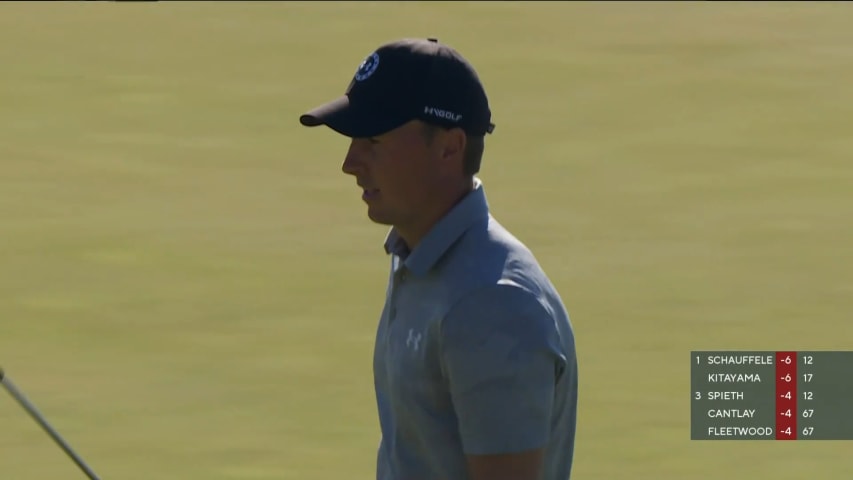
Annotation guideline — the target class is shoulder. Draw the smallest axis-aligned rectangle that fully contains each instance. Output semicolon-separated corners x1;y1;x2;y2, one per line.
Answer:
447;282;551;324
457;214;535;261
439;282;557;356
442;215;551;289
433;211;555;305
437;213;571;355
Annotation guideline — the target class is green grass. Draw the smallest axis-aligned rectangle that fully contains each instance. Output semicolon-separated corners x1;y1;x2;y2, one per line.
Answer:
1;2;852;478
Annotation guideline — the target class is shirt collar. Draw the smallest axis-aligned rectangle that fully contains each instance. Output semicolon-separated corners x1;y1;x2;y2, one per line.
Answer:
383;178;490;276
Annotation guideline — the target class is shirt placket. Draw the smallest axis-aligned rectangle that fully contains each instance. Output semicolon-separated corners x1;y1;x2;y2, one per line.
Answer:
388;254;409;322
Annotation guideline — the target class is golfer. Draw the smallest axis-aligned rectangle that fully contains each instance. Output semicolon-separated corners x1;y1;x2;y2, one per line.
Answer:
299;38;578;480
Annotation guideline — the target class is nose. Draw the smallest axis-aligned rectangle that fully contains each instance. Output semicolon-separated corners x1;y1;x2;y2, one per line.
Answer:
341;140;364;176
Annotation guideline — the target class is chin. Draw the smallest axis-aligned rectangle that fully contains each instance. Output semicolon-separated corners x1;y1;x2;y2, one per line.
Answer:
366;208;395;226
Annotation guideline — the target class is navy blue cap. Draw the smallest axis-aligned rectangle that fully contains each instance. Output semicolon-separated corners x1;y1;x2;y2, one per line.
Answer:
299;38;495;138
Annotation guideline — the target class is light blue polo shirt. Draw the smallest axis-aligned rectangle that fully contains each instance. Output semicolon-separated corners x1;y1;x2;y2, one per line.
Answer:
373;179;578;480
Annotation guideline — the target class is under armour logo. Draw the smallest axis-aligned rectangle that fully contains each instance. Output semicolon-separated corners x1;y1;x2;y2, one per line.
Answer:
406;329;422;351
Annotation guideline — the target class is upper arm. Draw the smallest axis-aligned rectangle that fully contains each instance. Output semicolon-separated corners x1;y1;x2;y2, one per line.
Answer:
440;284;565;477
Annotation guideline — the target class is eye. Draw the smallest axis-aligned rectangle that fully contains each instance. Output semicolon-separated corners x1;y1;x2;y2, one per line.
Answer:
367;137;380;145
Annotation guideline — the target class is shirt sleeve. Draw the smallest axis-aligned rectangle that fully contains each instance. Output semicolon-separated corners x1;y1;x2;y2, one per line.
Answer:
439;283;566;456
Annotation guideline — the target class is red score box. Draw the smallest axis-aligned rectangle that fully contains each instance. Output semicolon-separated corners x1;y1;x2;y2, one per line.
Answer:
775;351;798;440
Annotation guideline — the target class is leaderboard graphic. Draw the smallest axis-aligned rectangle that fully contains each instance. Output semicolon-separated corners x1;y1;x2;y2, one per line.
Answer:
691;351;852;440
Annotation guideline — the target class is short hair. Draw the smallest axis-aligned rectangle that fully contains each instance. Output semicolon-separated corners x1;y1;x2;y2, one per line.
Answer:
422;124;485;176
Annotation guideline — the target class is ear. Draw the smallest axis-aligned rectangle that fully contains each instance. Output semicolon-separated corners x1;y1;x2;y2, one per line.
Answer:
437;127;467;175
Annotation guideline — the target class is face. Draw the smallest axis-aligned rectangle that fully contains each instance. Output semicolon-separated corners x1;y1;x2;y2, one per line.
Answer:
341;120;461;233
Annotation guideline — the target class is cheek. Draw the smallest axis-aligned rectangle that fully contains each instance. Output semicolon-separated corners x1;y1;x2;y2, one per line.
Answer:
405;160;439;201
373;151;408;188
376;148;434;205
385;167;423;202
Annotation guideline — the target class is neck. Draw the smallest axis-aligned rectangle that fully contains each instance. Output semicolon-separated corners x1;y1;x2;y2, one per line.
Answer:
397;177;475;250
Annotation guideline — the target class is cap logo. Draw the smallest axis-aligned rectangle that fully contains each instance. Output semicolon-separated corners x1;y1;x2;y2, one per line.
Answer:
354;52;380;82
424;106;462;123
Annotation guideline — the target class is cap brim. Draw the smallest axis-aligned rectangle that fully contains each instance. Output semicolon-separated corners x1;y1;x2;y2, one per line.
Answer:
299;96;408;138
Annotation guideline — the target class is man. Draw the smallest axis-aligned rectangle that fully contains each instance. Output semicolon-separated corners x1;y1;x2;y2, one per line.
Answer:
299;37;578;480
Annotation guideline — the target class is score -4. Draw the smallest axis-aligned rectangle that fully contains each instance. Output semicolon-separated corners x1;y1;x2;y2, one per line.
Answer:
779;427;815;437
780;391;793;400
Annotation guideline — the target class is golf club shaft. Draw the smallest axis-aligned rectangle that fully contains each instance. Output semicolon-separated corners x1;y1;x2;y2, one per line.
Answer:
0;369;101;480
